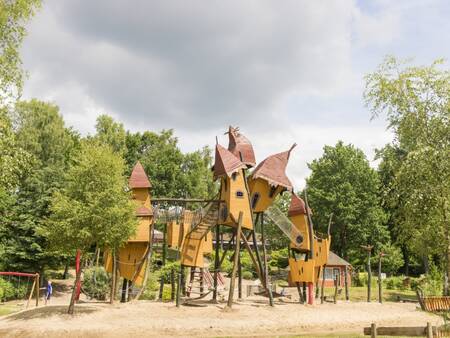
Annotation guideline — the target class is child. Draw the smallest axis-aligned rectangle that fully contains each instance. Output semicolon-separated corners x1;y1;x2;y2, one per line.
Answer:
45;280;53;305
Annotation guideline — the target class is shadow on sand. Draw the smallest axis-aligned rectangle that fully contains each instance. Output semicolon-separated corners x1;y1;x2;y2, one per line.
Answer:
4;305;98;321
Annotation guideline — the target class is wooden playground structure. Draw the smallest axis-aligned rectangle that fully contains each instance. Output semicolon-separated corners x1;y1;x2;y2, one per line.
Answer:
103;126;332;308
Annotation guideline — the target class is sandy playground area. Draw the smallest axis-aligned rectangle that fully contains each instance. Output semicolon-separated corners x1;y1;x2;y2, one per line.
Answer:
0;295;441;338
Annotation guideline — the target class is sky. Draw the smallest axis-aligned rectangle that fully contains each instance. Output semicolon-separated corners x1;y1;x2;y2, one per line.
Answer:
21;0;450;189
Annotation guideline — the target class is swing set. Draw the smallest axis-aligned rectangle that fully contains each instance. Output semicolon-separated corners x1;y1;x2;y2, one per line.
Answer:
0;272;40;308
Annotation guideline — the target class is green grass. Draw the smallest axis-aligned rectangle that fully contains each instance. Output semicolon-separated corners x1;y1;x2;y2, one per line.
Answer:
320;286;416;303
0;305;19;316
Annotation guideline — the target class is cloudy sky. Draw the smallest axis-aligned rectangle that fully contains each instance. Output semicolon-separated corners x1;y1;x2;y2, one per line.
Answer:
21;0;449;189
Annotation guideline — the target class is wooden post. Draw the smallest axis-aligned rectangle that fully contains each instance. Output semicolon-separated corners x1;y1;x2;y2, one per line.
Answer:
261;213;274;306
315;267;321;299
333;275;338;304
251;214;265;287
302;282;307;304
213;223;220;302
171;268;175;301
226;212;243;309
200;268;204;296
158;222;167;300
176;265;183;307
378;252;385;304
344;265;349;301
35;273;39;307
27;277;36;308
121;278;128;303
296;282;304;304
361;245;373;302
240;229;265;287
371;323;377;338
134;223;154;300
426;322;433;338
109;252;116;304
238;253;242;299
321;265;326;304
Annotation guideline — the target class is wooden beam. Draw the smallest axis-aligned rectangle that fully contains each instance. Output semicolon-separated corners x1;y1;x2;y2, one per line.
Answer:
225;212;243;309
151;198;224;203
363;325;434;337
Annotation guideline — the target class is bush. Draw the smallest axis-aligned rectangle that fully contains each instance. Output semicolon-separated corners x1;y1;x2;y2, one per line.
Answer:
0;279;15;301
140;271;161;300
82;266;110;300
269;248;289;270
384;276;404;290
242;270;253;280
353;272;377;287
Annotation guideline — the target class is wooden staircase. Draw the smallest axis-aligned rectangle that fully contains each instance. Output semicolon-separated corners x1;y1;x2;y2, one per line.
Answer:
181;202;219;268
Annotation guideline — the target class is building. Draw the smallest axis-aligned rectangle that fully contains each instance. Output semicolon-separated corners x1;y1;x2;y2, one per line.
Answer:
319;251;352;288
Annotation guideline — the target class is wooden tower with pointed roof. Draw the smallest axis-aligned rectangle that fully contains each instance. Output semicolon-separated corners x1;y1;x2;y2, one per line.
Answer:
214;143;253;230
248;144;296;213
105;161;153;286
288;193;311;252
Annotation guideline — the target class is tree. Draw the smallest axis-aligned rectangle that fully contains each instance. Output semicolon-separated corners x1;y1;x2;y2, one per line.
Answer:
0;100;78;273
306;141;389;267
94;114;127;155
0;0;41;105
0;109;31;190
125;129;215;198
46;141;137;314
365;56;449;291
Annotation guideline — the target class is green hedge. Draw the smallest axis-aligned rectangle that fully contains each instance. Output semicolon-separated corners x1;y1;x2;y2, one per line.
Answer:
0;279;27;301
83;266;110;300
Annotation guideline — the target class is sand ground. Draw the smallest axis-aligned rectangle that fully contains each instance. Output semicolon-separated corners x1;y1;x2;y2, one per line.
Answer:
0;296;441;338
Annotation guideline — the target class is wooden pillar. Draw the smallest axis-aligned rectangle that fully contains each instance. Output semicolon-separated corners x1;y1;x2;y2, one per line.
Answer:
170;268;176;301
110;251;117;304
158;223;168;300
251;214;265;288
296;282;304;304
378;253;385;304
361;245;373;302
321;265;326;304
344;265;349;301
35;273;39;307
226;212;243;309
371;323;377;338
238;252;242;299
121;278;128;303
213;223;220;302
261;213;274;306
302;282;307;303
200;268;204;296
426;322;433;338
176;265;183;307
333;275;338;304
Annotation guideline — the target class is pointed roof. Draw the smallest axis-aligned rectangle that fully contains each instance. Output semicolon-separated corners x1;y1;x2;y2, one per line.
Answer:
327;251;351;266
250;144;296;190
288;193;307;216
136;206;153;216
129;161;151;188
227;126;256;168
213;143;246;180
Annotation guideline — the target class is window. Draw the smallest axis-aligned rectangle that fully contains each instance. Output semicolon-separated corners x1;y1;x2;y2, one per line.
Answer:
324;267;334;280
269;186;277;198
251;193;260;209
236;190;244;198
231;172;237;181
295;234;303;245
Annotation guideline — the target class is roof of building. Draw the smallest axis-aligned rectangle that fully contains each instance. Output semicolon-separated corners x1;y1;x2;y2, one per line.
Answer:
135;206;153;216
288;193;307;216
129;161;151;188
327;251;351;266
250;144;296;190
227;126;256;168
213;143;247;180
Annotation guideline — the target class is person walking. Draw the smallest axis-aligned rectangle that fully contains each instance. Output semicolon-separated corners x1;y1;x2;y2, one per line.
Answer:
45;280;53;305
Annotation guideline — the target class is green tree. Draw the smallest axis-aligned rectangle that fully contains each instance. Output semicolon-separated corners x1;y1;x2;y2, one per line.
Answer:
365;56;449;291
125;129;215;198
46;141;137;313
0;100;78;273
94;114;127;155
306;141;389;267
0;0;41;104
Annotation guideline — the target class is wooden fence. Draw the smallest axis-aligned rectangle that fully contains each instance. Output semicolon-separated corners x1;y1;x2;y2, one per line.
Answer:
364;323;450;337
422;296;450;312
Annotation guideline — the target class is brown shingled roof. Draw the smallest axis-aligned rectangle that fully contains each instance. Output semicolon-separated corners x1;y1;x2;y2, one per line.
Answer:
227;126;256;168
213;143;246;180
136;206;153;216
288;193;307;216
129;161;151;188
250;144;296;190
